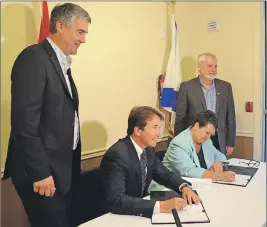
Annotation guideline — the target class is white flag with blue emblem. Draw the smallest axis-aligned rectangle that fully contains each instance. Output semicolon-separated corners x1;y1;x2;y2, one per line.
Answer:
160;14;182;132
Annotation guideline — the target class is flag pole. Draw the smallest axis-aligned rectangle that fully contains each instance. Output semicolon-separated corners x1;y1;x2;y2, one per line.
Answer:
170;1;176;14
161;1;181;140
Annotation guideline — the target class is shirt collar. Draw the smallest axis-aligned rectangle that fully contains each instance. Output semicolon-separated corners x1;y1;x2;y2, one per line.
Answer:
47;37;72;73
130;136;144;159
199;75;215;88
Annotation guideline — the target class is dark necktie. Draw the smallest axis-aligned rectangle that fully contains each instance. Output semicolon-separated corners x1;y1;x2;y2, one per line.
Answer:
67;68;78;111
66;68;79;150
140;150;147;196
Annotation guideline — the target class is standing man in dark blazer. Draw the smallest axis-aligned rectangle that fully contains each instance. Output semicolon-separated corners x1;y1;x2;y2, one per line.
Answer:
3;3;91;227
100;106;200;218
174;53;236;155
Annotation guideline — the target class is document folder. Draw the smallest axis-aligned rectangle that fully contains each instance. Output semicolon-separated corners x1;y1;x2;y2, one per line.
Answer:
150;190;210;224
224;165;258;177
213;174;251;187
213;165;258;187
151;202;210;224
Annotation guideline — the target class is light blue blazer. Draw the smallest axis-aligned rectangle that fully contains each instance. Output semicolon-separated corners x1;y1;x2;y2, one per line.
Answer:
162;127;227;178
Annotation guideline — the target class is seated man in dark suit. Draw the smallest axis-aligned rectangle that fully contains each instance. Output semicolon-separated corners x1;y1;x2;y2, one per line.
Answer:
100;106;200;218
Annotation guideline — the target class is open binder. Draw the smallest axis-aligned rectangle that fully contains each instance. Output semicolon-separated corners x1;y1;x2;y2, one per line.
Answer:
213;165;258;187
150;190;210;224
224;165;258;176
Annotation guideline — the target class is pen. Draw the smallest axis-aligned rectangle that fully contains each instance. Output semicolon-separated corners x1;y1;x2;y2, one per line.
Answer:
172;209;182;227
222;161;230;164
222;161;230;171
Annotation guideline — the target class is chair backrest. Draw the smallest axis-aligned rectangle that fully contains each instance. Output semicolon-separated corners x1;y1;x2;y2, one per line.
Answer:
1;169;106;227
1;178;29;227
74;168;107;226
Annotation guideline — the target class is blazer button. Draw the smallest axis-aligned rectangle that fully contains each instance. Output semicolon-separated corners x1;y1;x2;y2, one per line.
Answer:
72;122;74;126
70;145;73;149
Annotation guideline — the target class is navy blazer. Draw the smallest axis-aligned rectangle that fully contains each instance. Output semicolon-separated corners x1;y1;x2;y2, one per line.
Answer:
100;136;189;218
4;40;80;195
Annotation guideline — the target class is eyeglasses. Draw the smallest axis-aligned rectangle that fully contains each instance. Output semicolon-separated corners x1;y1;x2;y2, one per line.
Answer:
238;160;260;168
222;160;260;171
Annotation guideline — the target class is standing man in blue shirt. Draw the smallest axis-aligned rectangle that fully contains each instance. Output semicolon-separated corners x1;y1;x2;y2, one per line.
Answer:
174;53;236;155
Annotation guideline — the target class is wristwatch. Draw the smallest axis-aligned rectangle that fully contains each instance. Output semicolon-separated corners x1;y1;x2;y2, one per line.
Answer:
179;183;192;192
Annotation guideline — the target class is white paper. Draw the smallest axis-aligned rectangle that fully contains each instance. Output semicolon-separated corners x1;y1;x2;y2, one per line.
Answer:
179;204;208;222
213;174;251;186
152;203;208;224
182;177;212;191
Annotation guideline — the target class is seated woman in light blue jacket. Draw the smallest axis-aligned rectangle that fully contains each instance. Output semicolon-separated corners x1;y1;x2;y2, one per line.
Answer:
162;110;235;182
149;110;236;192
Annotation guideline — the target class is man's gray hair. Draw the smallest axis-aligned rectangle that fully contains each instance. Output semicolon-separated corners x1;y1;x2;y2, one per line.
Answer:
197;53;217;65
50;3;91;34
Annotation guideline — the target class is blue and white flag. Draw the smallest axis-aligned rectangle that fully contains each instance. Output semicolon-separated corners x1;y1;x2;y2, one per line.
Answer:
160;14;182;131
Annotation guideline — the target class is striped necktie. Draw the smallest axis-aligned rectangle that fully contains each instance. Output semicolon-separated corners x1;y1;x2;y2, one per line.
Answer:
140;149;147;196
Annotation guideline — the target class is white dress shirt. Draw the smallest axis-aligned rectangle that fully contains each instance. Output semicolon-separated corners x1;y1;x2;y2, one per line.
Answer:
130;137;189;214
130;137;160;214
47;38;79;150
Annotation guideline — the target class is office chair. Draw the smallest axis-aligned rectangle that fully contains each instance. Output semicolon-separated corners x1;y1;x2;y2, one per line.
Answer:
74;168;107;226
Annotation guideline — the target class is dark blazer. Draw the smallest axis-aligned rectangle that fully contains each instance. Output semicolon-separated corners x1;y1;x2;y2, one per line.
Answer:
100;136;190;218
174;77;236;153
3;39;81;195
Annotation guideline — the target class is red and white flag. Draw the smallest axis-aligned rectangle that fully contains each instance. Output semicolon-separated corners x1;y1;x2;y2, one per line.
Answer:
38;1;50;43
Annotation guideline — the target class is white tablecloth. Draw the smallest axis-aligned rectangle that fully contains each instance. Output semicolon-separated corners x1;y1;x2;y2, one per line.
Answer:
79;158;266;227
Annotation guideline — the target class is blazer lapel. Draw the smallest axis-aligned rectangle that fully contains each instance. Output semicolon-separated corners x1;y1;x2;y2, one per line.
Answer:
67;69;79;111
194;77;207;110
42;40;73;100
187;128;201;167
124;137;142;195
192;148;201;168
202;142;212;169
214;79;223;115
